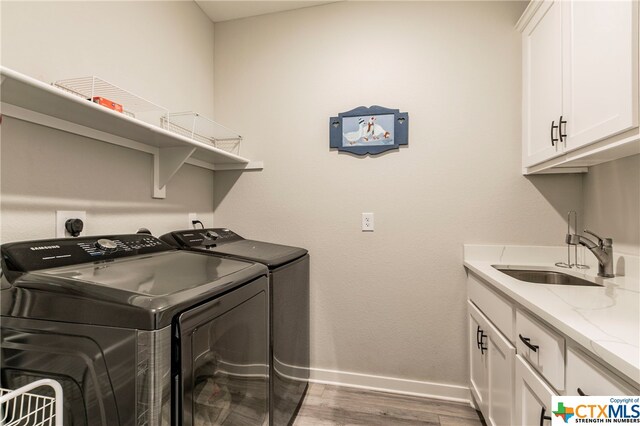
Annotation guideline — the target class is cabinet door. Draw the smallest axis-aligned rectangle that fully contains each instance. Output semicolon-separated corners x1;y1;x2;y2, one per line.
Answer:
562;0;639;152
566;347;639;396
515;355;557;426
469;303;489;414
522;0;564;167
486;320;515;426
469;301;516;426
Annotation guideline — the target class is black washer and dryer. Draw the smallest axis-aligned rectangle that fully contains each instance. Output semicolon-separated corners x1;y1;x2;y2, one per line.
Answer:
1;234;270;426
161;228;309;426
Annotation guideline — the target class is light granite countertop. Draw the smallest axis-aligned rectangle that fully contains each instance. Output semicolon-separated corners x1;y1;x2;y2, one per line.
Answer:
464;244;639;387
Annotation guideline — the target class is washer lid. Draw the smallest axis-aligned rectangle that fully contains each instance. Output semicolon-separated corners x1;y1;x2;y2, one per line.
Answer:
161;229;308;269
207;240;308;269
1;251;267;330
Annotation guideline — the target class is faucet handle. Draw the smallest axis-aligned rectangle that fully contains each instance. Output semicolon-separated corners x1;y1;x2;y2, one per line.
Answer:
584;230;612;248
584;229;603;243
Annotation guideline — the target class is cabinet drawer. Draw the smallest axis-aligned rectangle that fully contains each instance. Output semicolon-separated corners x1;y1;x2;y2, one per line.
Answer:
468;273;514;342
516;310;565;391
566;347;639;396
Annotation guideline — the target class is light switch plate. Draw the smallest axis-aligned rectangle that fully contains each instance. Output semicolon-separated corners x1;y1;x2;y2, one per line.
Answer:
56;210;87;238
362;212;374;231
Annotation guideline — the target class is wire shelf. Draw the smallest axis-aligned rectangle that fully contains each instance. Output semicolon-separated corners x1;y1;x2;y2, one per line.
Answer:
161;111;242;155
53;76;168;126
0;379;63;426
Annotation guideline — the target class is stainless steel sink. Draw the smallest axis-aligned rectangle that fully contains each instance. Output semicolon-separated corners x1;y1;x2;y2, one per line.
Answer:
493;266;603;287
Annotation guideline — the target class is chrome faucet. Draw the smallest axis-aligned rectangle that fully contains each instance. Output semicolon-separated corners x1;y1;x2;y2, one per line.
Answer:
565;230;614;278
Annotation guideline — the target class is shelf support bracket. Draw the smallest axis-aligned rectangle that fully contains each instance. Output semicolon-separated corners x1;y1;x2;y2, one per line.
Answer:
153;146;196;199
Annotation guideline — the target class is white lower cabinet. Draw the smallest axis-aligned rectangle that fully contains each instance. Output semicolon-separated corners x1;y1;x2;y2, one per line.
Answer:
469;303;489;413
565;346;639;396
515;355;557;426
487;327;515;426
468;301;515;426
468;272;639;426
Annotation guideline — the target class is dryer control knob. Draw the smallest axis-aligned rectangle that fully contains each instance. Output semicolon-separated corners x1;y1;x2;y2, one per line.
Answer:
96;238;118;251
205;231;219;240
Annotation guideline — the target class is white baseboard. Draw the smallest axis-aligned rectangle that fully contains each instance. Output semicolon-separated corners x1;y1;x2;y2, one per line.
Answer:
308;367;472;404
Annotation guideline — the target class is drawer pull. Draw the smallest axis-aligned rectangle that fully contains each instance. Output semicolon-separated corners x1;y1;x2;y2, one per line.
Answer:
476;325;482;349
519;334;539;352
577;388;589;397
540;407;552;426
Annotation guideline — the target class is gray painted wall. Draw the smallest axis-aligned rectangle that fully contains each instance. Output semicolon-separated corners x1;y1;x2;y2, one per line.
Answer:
1;0;635;395
211;1;584;387
583;155;640;256
0;1;216;242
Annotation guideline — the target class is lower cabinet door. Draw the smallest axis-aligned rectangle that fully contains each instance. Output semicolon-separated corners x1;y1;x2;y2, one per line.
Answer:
469;302;489;414
486;321;515;426
515;355;558;426
469;301;515;426
566;346;639;396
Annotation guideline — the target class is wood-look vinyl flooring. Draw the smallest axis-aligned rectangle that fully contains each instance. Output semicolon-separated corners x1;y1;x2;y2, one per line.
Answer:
293;384;484;426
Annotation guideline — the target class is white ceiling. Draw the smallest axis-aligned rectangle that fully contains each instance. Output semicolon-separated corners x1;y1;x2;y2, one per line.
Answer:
195;1;337;23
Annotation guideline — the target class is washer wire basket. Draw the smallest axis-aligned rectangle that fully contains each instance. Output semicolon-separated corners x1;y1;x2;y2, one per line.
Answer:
0;379;63;426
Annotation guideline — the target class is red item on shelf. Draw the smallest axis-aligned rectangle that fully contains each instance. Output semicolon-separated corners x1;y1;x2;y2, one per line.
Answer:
91;96;123;113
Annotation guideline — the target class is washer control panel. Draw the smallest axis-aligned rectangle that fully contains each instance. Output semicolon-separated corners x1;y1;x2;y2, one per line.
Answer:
165;228;243;248
1;234;172;272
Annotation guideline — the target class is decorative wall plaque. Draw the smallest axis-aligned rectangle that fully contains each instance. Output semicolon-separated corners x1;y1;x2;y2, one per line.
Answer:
330;105;409;155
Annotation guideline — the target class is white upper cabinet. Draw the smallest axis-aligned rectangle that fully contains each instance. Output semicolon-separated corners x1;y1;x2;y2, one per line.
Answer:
522;0;564;167
562;0;638;152
518;0;639;174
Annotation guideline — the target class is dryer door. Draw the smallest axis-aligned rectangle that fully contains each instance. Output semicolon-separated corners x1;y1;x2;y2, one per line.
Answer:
176;276;269;426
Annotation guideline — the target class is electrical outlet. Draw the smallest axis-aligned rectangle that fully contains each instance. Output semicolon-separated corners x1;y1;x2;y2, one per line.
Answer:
56;210;87;238
362;212;374;231
188;213;198;229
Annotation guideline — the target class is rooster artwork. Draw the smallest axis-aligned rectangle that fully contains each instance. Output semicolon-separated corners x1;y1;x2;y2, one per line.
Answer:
329;105;409;155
